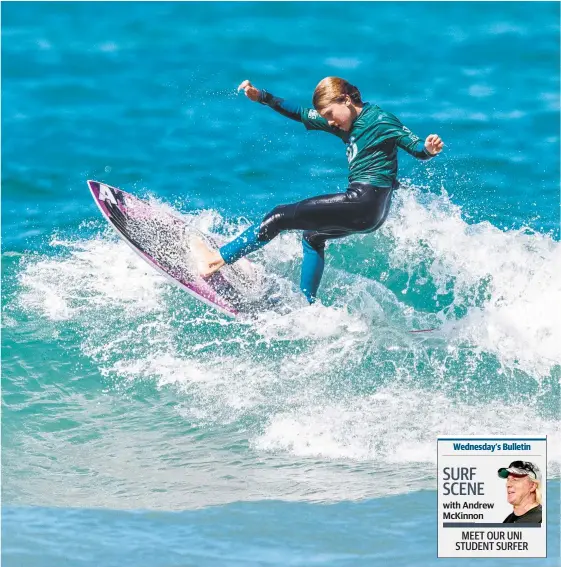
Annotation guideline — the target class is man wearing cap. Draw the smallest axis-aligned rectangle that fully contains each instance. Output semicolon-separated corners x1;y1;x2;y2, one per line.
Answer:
498;461;542;524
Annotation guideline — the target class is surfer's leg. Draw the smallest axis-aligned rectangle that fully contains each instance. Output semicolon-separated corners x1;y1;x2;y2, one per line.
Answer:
217;201;305;265
194;203;297;276
299;187;394;302
200;185;393;276
218;194;350;267
219;223;264;264
195;222;268;277
301;229;351;303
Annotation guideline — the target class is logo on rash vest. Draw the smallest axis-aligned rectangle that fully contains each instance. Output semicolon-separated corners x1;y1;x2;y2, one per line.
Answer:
346;137;358;163
402;125;419;143
98;184;117;204
308;109;320;119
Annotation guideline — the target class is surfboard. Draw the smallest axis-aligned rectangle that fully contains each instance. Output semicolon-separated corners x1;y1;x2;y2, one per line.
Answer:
87;180;278;317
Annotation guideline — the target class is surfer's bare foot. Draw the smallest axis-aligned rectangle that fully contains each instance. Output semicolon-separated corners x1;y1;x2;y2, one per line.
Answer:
192;237;225;277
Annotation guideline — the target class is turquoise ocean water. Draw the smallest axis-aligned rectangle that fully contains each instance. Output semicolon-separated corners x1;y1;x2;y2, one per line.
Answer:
2;2;560;565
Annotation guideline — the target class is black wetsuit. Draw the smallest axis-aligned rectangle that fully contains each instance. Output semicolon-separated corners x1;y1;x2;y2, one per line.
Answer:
259;182;393;250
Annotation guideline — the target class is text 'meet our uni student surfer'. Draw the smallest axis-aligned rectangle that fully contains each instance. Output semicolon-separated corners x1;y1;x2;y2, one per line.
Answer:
194;77;444;304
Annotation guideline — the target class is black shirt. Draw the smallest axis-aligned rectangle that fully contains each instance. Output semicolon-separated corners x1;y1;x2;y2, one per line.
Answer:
503;504;542;524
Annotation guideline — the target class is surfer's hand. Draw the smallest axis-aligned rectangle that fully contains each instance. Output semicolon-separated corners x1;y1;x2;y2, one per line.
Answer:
237;80;261;102
425;134;444;155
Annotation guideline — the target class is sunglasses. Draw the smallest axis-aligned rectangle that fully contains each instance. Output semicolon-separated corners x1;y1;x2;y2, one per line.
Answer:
509;461;537;475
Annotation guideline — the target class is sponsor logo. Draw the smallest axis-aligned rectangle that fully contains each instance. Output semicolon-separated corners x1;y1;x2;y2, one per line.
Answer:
346;141;358;163
308;109;319;119
403;125;419;143
98;184;117;204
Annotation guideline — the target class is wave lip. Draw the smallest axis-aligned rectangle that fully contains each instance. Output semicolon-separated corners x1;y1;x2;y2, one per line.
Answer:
382;187;561;378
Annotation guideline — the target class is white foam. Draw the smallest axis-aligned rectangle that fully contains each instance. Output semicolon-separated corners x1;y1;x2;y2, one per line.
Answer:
19;234;165;321
255;302;368;341
255;387;561;468
379;186;561;377
19;185;559;382
18;185;560;381
14;190;560;492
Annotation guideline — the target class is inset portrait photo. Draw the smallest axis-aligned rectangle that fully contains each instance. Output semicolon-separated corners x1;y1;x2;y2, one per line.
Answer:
498;461;542;525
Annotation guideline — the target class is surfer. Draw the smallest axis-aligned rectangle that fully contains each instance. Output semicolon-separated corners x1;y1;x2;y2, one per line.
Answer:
195;77;444;303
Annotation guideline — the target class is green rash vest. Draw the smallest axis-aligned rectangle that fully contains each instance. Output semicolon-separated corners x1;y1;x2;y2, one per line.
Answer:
259;90;435;188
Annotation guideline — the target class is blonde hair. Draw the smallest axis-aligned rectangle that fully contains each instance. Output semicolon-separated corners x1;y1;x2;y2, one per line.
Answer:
312;77;363;111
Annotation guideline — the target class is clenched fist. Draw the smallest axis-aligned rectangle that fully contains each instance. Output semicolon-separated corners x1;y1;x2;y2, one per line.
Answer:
425;134;444;155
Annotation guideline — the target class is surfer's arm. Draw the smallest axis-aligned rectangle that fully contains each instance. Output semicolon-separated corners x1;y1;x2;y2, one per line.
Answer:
377;111;442;160
238;79;339;135
397;135;436;160
259;90;341;135
397;131;444;160
258;90;303;122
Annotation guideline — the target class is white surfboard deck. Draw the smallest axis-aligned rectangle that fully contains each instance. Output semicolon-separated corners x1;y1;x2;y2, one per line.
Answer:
87;180;280;317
